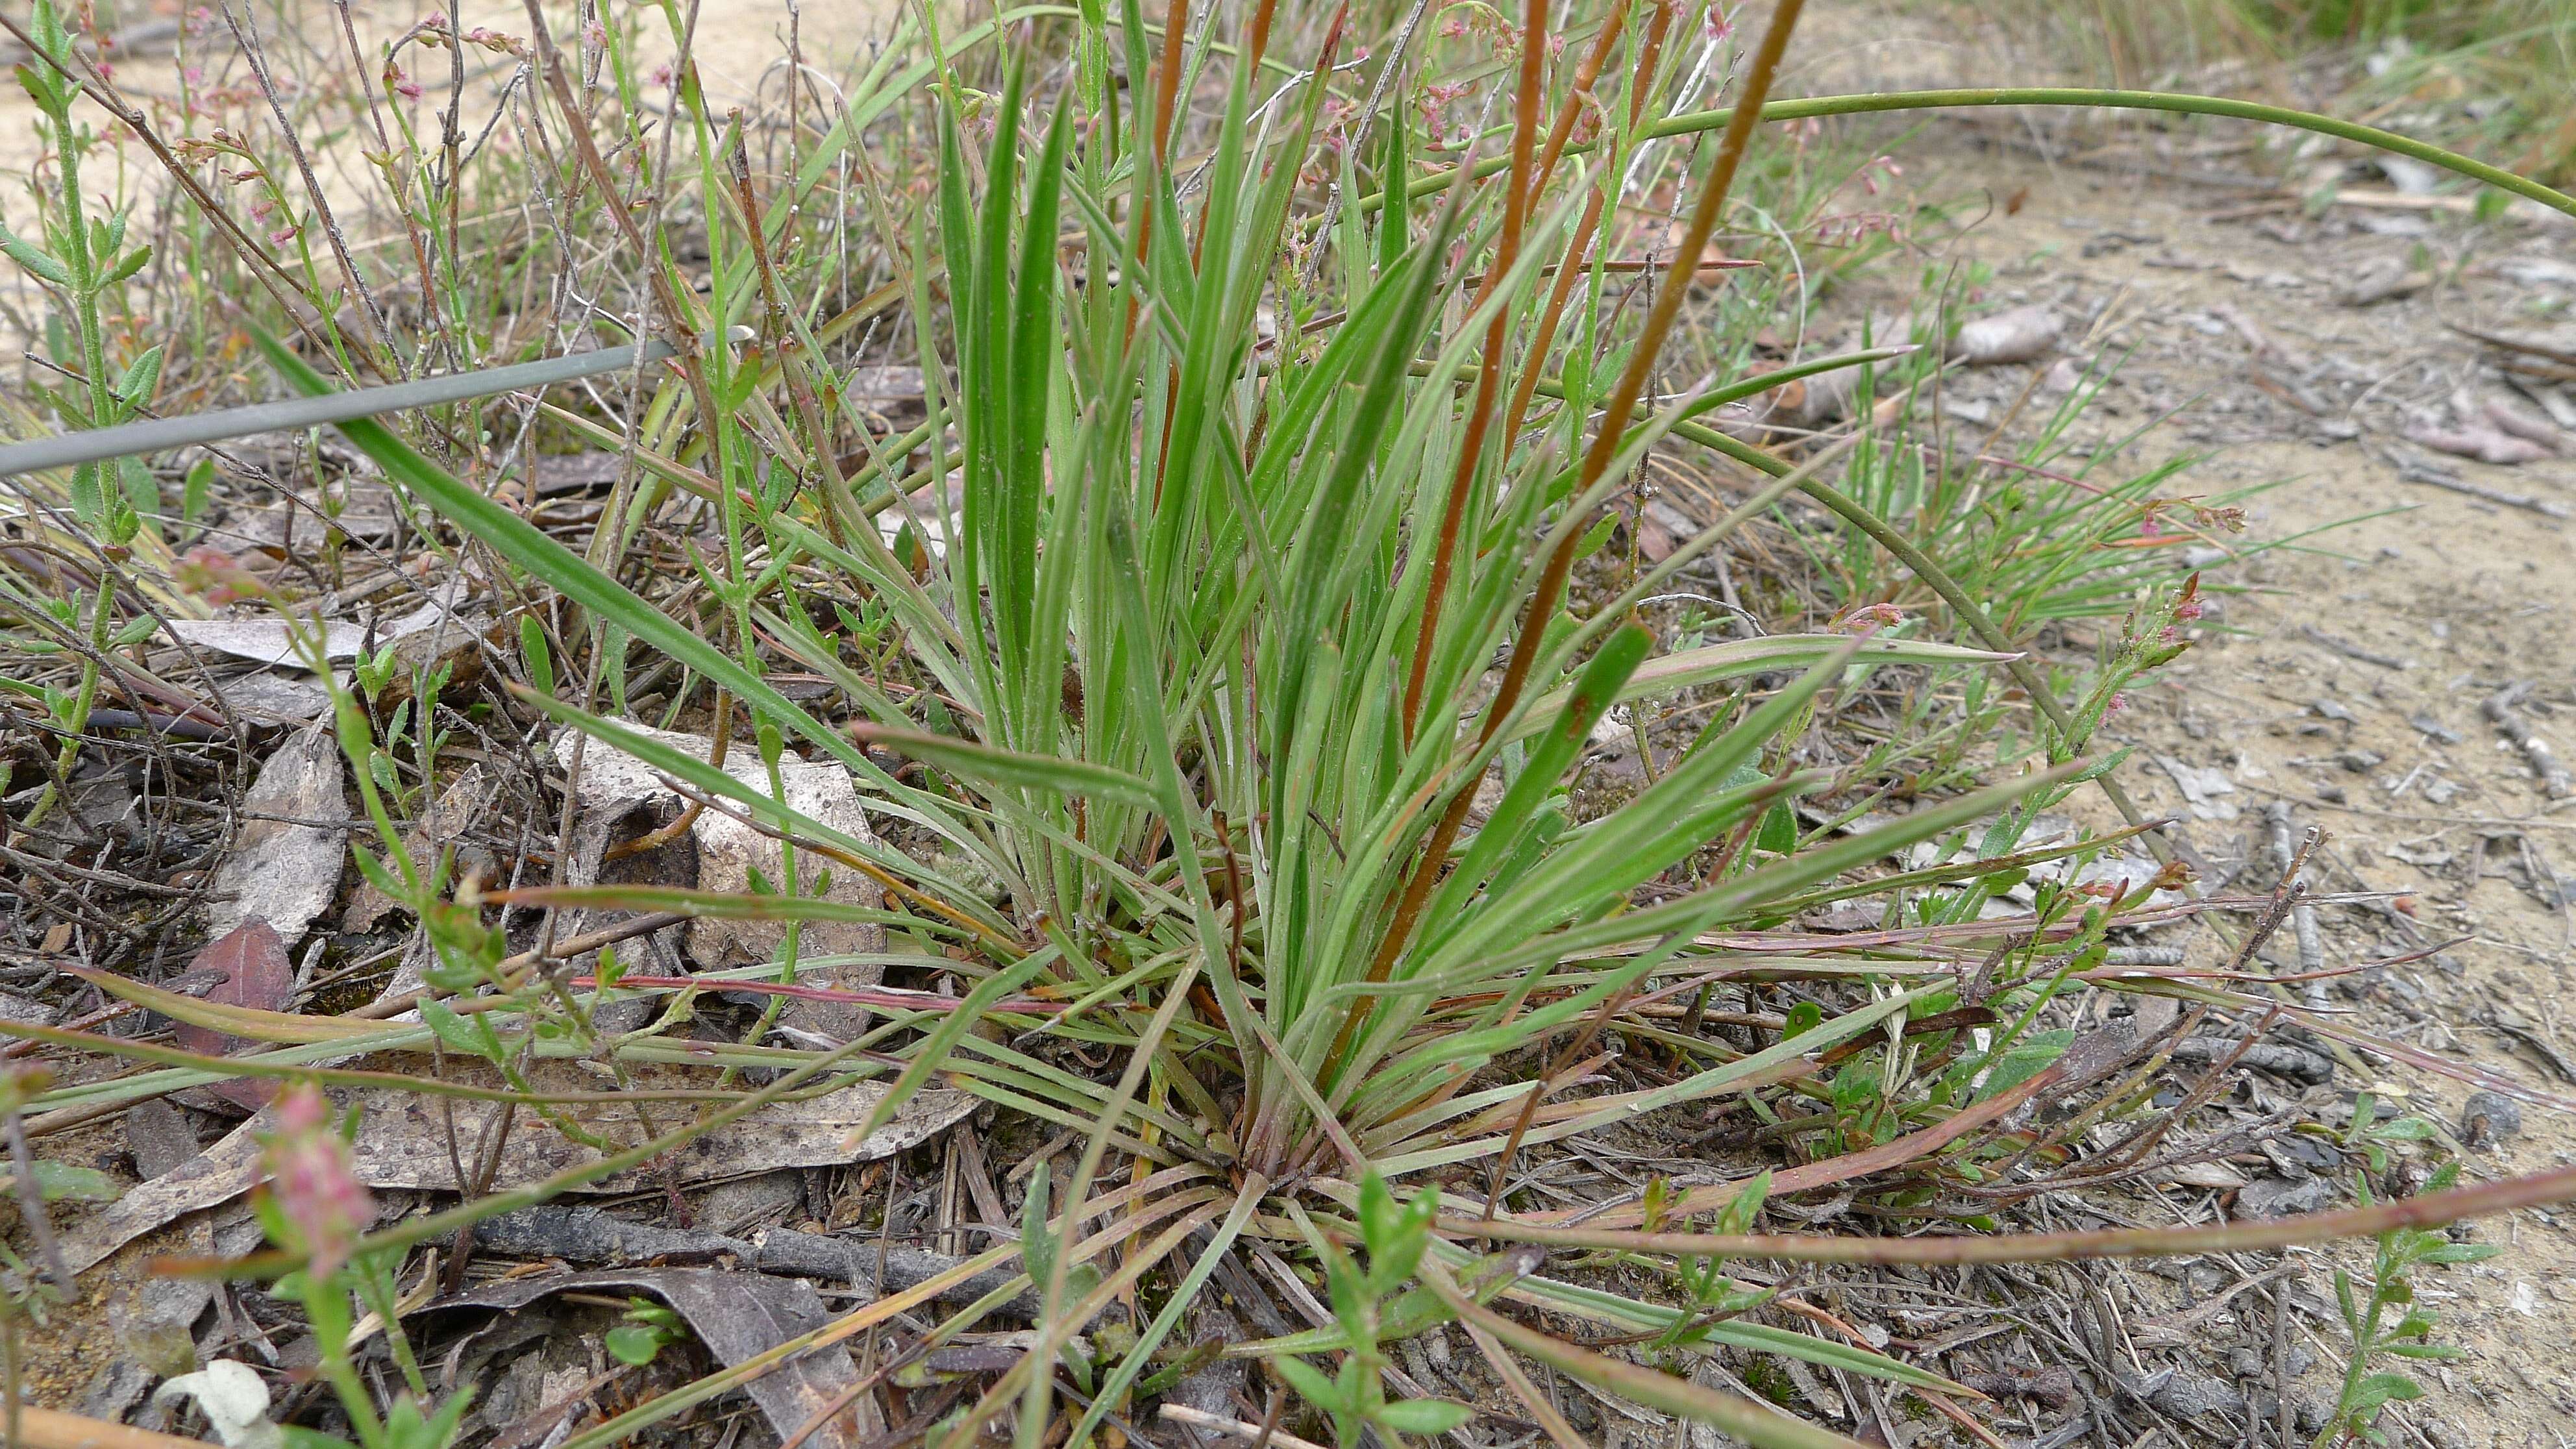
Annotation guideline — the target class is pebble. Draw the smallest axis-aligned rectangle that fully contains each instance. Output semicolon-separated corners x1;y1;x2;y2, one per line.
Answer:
2238;1174;2339;1217
2125;1363;2246;1419
2460;1090;2523;1148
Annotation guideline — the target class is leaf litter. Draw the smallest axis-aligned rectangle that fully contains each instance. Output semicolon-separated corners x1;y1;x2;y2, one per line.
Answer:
203;720;347;948
434;1270;868;1449
342;1068;972;1193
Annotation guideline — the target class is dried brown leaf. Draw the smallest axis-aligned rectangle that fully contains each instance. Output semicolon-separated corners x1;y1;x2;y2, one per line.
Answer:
171;921;293;1111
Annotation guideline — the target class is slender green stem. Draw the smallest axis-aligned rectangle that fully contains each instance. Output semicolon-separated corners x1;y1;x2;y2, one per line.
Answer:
48;100;116;440
1370;87;2576;221
1663;414;2173;848
21;573;113;832
1450;1160;2576;1263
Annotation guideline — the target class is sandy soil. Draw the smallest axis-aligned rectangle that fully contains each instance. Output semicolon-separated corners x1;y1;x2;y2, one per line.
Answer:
1842;123;2576;1444
0;0;906;226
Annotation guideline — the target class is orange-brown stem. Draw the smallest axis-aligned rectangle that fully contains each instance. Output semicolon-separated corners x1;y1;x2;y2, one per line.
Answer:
1478;0;1809;762
1398;0;1551;746
1533;0;1639;197
1326;0;1808;1096
1124;0;1193;351
1501;1;1674;452
1152;0;1304;506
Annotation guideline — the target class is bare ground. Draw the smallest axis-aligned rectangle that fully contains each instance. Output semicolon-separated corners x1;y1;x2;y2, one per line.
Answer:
1851;118;2576;1443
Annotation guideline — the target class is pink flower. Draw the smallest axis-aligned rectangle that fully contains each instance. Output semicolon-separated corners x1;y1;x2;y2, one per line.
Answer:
2172;596;2203;622
267;225;298;243
261;1085;375;1280
2104;691;2128;715
649;62;674;89
176;547;267;606
182;65;204;84
1833;602;1907;634
583;19;606;47
1705;5;1735;42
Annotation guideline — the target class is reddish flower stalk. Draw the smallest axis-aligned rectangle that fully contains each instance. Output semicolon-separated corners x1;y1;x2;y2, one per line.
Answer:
1326;0;1811;1100
260;1084;374;1282
1397;0;1551;747
1499;0;1677;461
1123;0;1191;356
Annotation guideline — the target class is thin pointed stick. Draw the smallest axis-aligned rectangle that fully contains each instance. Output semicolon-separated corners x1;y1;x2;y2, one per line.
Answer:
1448;1159;2576;1264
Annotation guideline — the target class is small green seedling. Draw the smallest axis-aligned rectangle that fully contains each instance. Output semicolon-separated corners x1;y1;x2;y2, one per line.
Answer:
2316;1161;2496;1447
605;1300;690;1367
1276;1174;1473;1445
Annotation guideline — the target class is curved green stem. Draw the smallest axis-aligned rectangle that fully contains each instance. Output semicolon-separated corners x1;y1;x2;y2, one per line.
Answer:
1665;89;2576;220
1370;87;2576;221
1665;415;2172;854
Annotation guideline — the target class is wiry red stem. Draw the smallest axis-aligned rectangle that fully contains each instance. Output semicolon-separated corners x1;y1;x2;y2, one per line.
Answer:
1398;0;1551;747
1326;0;1809;1102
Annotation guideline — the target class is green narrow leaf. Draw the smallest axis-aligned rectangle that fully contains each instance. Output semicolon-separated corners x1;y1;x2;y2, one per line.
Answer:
1423;623;1653;937
240;325;886;792
603;1325;666;1366
101;243;152;287
1271;1354;1341;1415
0;223;71;288
1757;800;1798;854
118;455;159;529
1;1160;118;1202
1376;79;1408;282
519;615;555;697
1374;1400;1472;1436
114;344;164;408
1973;1027;2073;1103
69;462;106;526
854;724;1160;807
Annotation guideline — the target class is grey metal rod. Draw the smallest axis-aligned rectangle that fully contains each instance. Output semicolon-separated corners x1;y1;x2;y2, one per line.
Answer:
0;338;677;477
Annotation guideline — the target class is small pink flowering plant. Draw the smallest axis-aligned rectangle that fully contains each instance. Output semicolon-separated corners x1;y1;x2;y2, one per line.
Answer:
254;1085;469;1449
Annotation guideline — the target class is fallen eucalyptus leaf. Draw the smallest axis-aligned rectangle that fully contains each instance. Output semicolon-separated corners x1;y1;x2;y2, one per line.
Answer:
166;618;370;669
171;921;295;1111
207;721;349;948
62;1111;271;1276
343;1065;971;1193
433;1269;865;1449
2402;419;2551;465
551;723;885;1039
1955;304;2060;365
